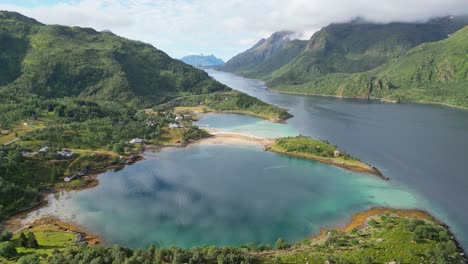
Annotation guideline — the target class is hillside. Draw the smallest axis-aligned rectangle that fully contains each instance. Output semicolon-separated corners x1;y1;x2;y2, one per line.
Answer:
221;16;468;107
219;31;297;74
0;11;230;106
274;26;468;107
181;54;224;67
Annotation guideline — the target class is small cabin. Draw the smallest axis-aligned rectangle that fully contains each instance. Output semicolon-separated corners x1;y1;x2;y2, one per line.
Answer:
39;146;49;153
169;123;179;129
333;150;342;158
129;138;144;144
57;149;76;158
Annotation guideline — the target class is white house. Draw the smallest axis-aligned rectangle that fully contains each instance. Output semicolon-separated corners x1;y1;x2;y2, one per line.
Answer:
39;146;49;152
57;149;75;158
169;123;179;129
333;150;342;158
175;115;184;122
129;138;144;144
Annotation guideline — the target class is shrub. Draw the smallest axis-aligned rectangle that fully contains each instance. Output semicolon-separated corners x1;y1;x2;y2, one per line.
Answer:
18;254;40;264
0;241;17;258
275;238;290;250
0;231;12;242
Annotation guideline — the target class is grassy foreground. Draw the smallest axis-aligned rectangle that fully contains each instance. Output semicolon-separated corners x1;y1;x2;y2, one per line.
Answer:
0;210;465;263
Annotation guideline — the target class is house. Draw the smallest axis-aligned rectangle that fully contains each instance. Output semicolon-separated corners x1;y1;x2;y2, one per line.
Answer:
169;123;179;129
39;146;49;152
175;115;184;122
57;149;75;158
129;138;144;144
147;120;156;126
333;150;342;158
64;174;77;182
21;151;35;157
23;121;34;126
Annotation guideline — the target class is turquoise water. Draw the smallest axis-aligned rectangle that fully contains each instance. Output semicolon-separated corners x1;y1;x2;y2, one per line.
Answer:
195;113;299;138
58;144;420;248
205;69;468;249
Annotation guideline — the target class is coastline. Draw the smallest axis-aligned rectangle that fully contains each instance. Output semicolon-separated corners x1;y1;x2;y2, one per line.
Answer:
267;147;385;179
174;106;292;123
267;87;468;110
0;130;430;252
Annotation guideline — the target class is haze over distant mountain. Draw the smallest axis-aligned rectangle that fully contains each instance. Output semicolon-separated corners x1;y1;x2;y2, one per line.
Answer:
181;54;224;67
221;16;468;107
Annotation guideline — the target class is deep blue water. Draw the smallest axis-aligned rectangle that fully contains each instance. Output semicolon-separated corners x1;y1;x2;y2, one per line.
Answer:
204;69;468;249
39;69;468;249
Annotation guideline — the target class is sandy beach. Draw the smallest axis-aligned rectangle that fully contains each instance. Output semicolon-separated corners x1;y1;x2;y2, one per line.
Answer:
191;130;274;147
2;129;390;248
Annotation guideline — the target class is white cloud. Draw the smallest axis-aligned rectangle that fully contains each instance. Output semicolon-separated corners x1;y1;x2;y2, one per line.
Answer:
1;0;467;60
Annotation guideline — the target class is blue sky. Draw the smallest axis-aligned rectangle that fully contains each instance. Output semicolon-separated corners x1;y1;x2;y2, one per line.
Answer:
1;0;467;60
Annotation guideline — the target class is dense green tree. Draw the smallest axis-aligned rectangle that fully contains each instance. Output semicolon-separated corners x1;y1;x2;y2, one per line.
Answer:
0;241;17;258
18;254;40;264
26;232;39;248
0;231;12;242
275;238;290;250
19;232;27;247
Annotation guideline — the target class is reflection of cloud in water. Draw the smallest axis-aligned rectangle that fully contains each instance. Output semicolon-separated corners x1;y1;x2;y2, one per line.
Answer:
21;191;78;226
25;145;420;248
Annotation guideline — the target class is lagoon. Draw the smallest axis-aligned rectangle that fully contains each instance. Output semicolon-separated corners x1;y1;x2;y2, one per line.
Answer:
43;144;418;248
204;69;468;249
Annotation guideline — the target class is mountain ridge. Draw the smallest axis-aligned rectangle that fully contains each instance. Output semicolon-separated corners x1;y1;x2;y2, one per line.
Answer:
0;10;229;107
220;16;468;107
181;54;224;67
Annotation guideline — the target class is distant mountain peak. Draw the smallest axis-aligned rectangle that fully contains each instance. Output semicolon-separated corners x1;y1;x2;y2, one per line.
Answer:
181;54;224;67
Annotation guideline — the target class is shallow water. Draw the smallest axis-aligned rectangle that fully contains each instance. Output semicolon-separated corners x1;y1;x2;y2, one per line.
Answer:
27;70;468;249
50;145;419;248
204;69;468;249
195;113;298;138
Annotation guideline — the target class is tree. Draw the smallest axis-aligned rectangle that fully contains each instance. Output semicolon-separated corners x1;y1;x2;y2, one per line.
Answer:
147;243;156;254
0;231;12;242
27;232;39;248
275;238;289;250
19;232;27;247
50;167;59;183
18;254;40;264
0;241;17;258
113;143;125;155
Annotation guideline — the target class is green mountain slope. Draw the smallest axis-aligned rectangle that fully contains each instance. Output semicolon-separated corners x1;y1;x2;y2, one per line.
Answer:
274;26;468;107
0;11;228;106
221;16;468;107
219;31;297;75
265;18;467;86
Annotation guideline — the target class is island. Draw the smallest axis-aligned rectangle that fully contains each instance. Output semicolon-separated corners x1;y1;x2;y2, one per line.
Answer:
267;136;385;179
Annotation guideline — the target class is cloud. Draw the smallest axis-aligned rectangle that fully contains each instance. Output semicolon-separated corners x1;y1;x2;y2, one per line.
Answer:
1;0;467;60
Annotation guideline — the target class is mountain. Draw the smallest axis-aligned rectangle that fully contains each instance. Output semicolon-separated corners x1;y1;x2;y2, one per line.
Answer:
265;17;468;87
0;11;229;106
181;54;224;67
278;26;468;107
219;31;298;74
221;16;468;107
